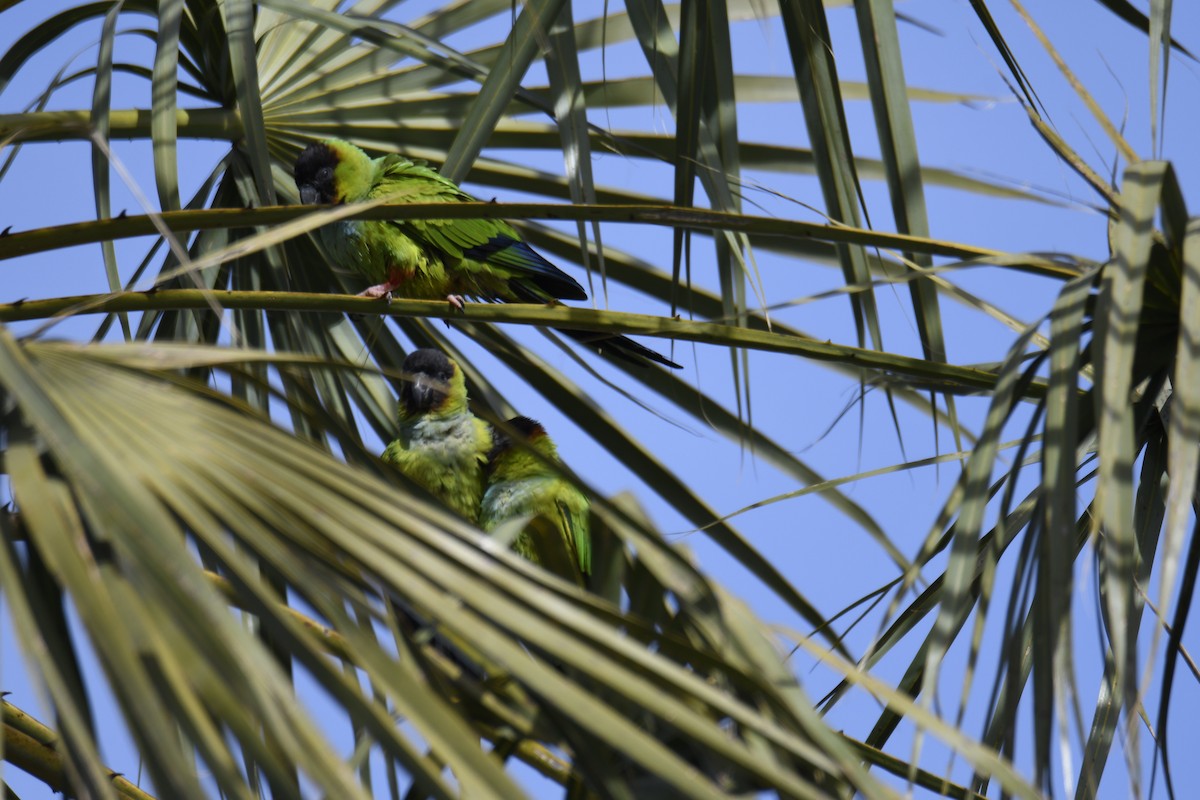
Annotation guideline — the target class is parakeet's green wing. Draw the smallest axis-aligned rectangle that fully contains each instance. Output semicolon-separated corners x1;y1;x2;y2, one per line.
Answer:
370;157;586;302
557;497;591;576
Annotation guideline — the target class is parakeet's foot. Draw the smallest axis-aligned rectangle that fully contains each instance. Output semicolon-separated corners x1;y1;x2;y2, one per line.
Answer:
359;282;400;300
440;295;467;328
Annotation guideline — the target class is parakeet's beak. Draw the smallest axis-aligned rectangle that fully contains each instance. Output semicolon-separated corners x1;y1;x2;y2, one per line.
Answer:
407;375;443;411
299;184;320;205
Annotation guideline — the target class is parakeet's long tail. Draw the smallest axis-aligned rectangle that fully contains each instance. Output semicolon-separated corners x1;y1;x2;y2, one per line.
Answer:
506;283;681;369
558;328;682;369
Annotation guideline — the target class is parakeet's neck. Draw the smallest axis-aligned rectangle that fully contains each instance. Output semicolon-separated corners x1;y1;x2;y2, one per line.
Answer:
490;441;559;483
337;160;376;202
329;140;377;202
398;394;468;423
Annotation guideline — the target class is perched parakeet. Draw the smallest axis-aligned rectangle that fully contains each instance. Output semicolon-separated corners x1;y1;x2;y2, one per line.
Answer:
481;416;591;585
293;138;680;369
382;348;493;522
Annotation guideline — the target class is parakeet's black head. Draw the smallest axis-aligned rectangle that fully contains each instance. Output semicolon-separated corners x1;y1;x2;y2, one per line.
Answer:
399;349;466;418
294;142;338;204
294;139;375;205
507;416;546;441
487;416;553;466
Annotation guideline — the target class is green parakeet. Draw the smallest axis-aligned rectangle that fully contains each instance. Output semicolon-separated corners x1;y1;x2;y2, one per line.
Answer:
382;348;493;522
293;138;680;369
481;416;591;585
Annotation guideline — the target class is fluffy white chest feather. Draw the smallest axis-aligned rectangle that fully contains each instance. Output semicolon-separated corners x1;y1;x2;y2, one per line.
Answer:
482;477;546;523
402;414;481;467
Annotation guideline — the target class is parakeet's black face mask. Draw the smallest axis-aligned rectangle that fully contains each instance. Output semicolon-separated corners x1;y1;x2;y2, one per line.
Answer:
400;350;456;412
486;416;544;463
294;143;338;204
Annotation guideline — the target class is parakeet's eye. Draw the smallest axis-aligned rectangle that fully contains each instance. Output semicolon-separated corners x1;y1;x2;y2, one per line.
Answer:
317;167;333;182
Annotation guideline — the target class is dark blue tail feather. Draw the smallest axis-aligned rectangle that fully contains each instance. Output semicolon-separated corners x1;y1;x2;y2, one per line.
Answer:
467;236;680;368
464;236;587;301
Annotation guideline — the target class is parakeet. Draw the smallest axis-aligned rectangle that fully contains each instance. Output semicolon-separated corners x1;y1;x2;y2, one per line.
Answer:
481;416;591;586
294;138;680;369
382;348;493;522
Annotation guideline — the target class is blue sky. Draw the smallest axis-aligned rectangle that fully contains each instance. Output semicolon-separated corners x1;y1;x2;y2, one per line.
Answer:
4;1;1200;797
